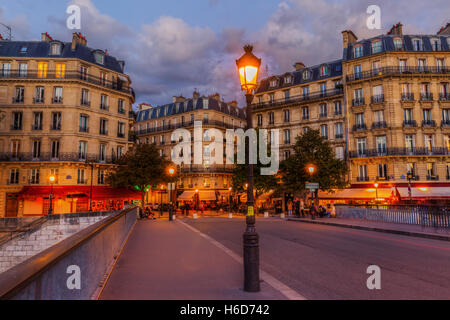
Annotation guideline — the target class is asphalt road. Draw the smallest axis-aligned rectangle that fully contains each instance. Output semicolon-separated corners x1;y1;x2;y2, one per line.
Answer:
183;217;450;300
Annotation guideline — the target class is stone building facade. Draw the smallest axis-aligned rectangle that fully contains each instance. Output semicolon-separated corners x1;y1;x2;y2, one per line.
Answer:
0;32;137;217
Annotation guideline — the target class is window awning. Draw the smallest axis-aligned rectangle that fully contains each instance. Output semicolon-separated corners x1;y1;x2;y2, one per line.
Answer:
178;191;195;201
17;186;140;200
318;188;395;200
198;191;217;201
396;187;450;199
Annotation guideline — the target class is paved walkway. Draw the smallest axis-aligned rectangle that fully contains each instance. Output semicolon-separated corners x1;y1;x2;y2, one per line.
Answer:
287;217;450;241
100;219;286;300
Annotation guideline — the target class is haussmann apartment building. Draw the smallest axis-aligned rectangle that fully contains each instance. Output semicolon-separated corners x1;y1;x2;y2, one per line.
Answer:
0;32;138;217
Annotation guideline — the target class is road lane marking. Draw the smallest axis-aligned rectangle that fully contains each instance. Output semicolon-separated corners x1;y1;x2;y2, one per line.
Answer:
177;220;307;300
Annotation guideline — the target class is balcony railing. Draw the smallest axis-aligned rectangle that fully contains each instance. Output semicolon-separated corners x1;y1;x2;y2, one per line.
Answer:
403;120;417;127
440;93;450;101
427;175;439;181
81;99;90;107
52;97;63;104
12;97;24;104
442;120;450;127
349;147;450;158
181;165;234;174
79;127;89;133
371;95;385;103
10;125;22;130
136;119;243;136
422;120;436;127
346;66;450;82
335;134;344;139
252;88;343;109
420;93;433;101
401;93;414;101
0;152;119;164
352;98;365;106
352;124;367;132
33;97;44;104
319;113;328;118
372;121;387;129
357;176;370;182
0;69;135;96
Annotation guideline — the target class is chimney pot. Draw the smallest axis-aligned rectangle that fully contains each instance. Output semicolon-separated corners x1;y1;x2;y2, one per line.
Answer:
437;22;450;35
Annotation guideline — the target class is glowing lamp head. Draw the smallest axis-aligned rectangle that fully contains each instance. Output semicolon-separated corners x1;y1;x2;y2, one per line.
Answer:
306;164;316;176
49;176;55;183
229;187;232;191
374;183;379;188
195;189;199;193
236;45;261;93
168;167;175;175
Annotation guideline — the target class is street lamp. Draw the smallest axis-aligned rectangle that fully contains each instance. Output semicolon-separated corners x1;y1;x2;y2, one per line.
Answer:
228;187;233;218
236;44;261;293
374;182;379;208
168;166;176;221
160;185;164;217
306;164;317;220
48;175;55;215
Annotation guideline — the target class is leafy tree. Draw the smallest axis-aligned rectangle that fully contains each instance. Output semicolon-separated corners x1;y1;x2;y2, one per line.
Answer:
106;143;173;208
232;129;279;210
280;129;348;200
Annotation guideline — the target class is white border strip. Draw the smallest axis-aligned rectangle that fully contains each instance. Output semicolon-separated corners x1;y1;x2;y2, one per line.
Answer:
178;220;307;300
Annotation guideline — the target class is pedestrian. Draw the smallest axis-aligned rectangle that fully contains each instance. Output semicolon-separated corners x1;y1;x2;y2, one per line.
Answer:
287;200;293;216
300;200;305;217
295;200;300;216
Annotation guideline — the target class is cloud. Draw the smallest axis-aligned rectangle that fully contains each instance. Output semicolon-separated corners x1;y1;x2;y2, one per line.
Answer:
0;6;31;40
41;0;450;108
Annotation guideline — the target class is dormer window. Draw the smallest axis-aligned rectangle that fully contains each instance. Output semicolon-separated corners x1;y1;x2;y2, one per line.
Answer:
20;46;27;54
94;51;105;65
319;65;328;77
302;70;311;80
393;38;403;51
269;79;278;87
371;40;382;54
430;38;441;51
284;75;292;84
50;43;61;55
413;38;423;51
354;45;363;58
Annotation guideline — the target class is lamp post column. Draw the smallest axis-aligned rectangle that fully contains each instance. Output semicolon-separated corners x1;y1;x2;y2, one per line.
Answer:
243;93;260;292
49;182;54;215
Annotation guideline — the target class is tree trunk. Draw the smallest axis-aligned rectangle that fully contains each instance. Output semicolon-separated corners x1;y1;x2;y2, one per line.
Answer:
141;190;146;209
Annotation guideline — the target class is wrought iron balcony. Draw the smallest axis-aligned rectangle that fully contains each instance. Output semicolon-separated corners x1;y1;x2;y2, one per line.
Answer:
440;93;450;101
12;97;24;104
352;124;367;132
403;120;417;127
0;152;119;164
349;147;450;158
422;120;436;127
136;119;241;136
79;127;89;133
181;165;234;174
0;69;134;96
357;176;370;182
81;99;91;107
33;97;44;104
401;93;414;101
441;120;450;127
52;97;63;104
427;175;439;181
371;95;385;103
346;66;450;82
352;98;365;106
420;93;433;101
335;134;344;139
372;121;387;129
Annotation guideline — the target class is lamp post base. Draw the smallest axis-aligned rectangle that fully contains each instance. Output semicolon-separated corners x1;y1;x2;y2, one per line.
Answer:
243;229;260;292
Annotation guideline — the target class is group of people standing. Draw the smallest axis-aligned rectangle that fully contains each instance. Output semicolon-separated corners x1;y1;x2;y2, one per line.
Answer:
286;200;335;218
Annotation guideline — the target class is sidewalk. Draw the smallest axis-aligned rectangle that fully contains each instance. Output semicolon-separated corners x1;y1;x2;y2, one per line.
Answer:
287;216;450;241
100;219;286;300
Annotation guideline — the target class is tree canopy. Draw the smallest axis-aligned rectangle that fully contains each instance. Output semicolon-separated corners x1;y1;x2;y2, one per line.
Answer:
280;129;348;195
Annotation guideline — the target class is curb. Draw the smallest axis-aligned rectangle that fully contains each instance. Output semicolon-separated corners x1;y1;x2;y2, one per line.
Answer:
287;218;450;242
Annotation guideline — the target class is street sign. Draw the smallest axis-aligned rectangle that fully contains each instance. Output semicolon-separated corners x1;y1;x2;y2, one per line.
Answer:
306;183;319;191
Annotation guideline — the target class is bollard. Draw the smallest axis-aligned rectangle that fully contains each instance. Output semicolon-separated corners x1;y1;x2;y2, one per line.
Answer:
264;212;269;218
280;213;285;219
193;213;198;219
228;213;233;219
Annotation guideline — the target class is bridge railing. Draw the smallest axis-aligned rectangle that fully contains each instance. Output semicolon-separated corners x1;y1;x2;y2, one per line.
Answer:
0;207;138;300
335;205;450;229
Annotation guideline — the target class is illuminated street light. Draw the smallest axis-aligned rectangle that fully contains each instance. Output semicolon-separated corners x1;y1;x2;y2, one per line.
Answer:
236;44;261;293
48;175;55;215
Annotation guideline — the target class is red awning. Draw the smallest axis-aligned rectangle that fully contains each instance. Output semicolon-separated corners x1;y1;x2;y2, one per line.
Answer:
396;187;450;199
17;186;140;200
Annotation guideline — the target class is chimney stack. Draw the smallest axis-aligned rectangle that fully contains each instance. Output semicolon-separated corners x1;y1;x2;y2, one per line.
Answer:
0;34;3;41
71;32;87;51
172;95;186;103
139;103;153;111
387;22;403;35
209;93;221;102
294;62;305;71
342;30;358;49
227;100;238;107
193;91;200;99
437;22;450;35
41;32;53;42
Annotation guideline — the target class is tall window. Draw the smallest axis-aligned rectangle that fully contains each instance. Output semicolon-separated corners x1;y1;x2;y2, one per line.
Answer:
358;165;368;180
431;38;441;51
1;62;11;77
356;113;365;126
257;114;263;126
12;112;23;130
53;87;63;103
357;138;367;155
269;112;274;124
80;114;89;132
35;86;45;103
37;62;48;78
11;140;21;158
303;87;309;98
14;86;25;103
284;129;291;144
99;144;107;162
51;140;60;159
30;169;40;184
335;123;343;138
371;40;382;54
378;164;388;179
78;141;87;160
405;135;415;151
77;169;86;184
437;59;445;72
33;112;43;130
118;122;125;138
320;125;328;139
394;38;403;50
320;83;327;96
51;112;62;130
418;59;426;72
319;65;328;76
9;169;19;185
320;103;327;118
376;136;387;154
100;94;109;110
413;38;423;51
80;66;88;80
399;59;407;72
407;163;416;176
374;110;384;123
55;63;66;78
81;89;90;106
354;65;362;79
424;135;434;152
32;140;41;159
98;170;105;185
284;90;290;100
50;43;61;55
426;163;436;178
354;45;363;58
302;107;309;120
100;118;108;135
118;99;125;114
100;72;107;86
283;109;290;122
18;63;27;77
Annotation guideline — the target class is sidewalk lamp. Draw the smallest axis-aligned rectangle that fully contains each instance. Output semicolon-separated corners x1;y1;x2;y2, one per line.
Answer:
306;164;317;219
228;187;233;217
160;185;164;217
195;189;199;213
236;44;261;293
168;166;176;221
374;182;379;208
48;175;55;215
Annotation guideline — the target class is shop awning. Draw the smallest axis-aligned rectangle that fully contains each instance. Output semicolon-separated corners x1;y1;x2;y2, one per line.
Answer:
178;191;195;201
17;186;140;200
318;188;395;200
396;187;450;199
199;191;217;201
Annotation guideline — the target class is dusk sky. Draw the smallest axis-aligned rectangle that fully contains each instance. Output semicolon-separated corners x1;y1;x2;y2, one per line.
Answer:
1;0;449;108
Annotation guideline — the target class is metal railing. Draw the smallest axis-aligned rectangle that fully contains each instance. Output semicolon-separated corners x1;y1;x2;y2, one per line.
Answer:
346;66;450;82
136;119;244;136
403;120;417;127
0;152;120;164
349;147;450;158
0;69;135;96
181;165;234;174
335;205;450;229
372;121;387;129
251;88;344;110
